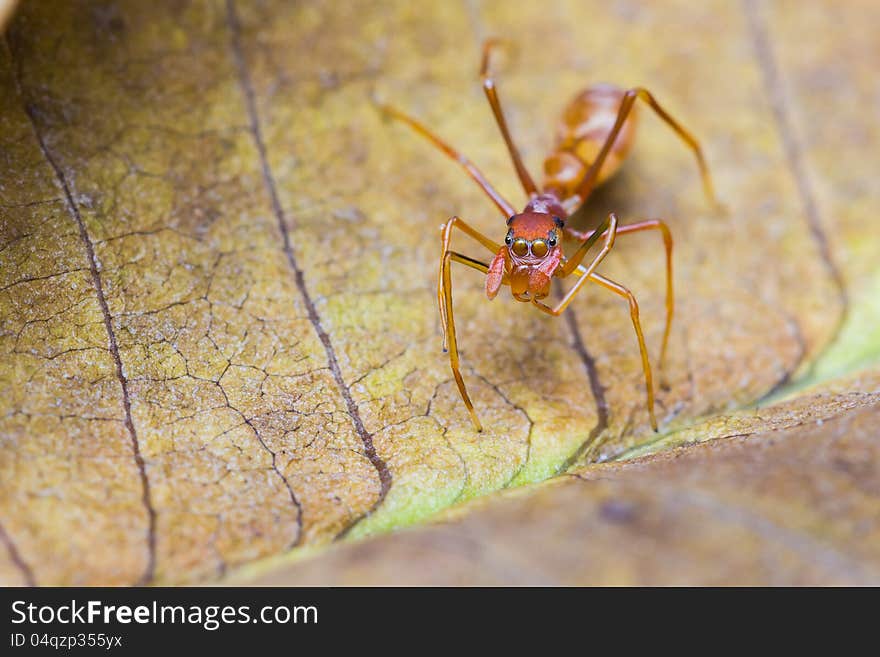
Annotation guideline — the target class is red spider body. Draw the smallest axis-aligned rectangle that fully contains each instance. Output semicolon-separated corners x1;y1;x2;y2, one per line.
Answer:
378;40;717;433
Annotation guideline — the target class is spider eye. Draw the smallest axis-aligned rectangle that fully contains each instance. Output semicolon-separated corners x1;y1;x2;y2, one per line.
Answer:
511;238;529;257
548;232;558;247
505;232;513;245
531;239;548;257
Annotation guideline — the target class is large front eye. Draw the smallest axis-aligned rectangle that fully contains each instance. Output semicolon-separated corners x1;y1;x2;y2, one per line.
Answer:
511;238;529;256
531;239;548;257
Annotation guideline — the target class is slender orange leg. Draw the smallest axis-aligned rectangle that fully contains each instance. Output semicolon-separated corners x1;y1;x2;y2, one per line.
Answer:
574;87;717;208
558;213;615;278
373;98;516;217
534;268;659;431
439;249;492;433
589;272;658;431
480;39;538;196
566;219;674;369
438;216;502;351
536;213;620;315
437;216;503;432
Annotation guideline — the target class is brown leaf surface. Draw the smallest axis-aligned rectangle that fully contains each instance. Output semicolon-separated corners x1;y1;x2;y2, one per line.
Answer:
243;402;880;586
0;0;876;585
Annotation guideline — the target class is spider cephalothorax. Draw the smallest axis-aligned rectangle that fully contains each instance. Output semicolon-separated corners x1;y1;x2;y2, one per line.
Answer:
486;211;565;301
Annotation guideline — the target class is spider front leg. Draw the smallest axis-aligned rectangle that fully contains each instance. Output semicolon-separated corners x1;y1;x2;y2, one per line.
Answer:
438;216;502;432
553;212;620;313
438;216;502;350
589;272;658;431
566;218;674;369
534;266;659;431
532;215;661;431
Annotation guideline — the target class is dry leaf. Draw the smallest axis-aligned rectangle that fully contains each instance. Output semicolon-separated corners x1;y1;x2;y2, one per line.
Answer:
243;402;880;586
0;0;876;585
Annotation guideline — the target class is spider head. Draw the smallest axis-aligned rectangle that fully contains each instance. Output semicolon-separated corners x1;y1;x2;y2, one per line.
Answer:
505;212;563;260
502;212;564;300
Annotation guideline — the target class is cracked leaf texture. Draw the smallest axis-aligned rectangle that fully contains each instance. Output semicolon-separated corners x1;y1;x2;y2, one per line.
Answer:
1;0;878;585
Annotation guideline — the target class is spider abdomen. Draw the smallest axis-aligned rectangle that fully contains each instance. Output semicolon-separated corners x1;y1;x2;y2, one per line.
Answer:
542;84;639;200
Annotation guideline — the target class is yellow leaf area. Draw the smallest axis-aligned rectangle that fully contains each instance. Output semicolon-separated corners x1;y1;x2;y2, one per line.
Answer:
0;1;876;585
